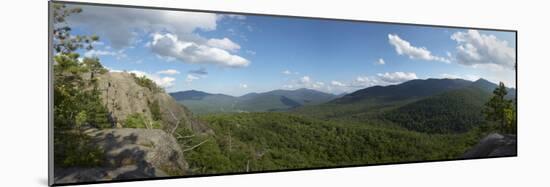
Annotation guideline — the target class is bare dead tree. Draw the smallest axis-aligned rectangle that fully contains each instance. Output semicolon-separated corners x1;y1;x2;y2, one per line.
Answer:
167;109;180;134
228;130;232;152
175;132;195;139
182;139;209;152
146;118;153;129
246;160;250;172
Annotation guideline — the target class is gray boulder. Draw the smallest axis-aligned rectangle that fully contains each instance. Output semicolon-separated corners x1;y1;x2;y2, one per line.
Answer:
462;133;517;159
55;128;188;183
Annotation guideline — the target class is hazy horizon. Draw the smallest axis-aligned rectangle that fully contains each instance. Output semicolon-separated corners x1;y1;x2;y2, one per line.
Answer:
168;77;512;97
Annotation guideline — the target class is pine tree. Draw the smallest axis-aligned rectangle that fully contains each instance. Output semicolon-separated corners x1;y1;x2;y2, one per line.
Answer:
53;3;109;167
484;82;514;133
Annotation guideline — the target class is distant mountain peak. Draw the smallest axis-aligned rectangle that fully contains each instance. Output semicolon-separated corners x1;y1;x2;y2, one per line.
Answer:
474;78;492;84
333;78;473;104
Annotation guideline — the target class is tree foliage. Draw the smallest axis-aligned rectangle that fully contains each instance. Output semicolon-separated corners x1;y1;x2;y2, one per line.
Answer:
124;113;162;129
131;73;163;93
384;87;491;133
484;82;516;134
53;4;109;168
179;112;484;175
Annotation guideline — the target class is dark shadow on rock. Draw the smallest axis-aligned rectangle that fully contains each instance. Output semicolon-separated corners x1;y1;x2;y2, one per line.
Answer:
462;133;517;159
114;148;158;180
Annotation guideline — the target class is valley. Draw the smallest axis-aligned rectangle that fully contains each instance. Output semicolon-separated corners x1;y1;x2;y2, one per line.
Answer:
171;88;337;115
168;77;517;174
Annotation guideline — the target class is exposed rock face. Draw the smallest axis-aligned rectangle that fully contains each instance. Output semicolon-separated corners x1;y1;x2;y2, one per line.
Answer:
462;133;517;159
55;128;188;183
96;72;211;134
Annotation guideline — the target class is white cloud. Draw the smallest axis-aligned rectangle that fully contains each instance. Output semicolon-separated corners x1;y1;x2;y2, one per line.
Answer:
83;45;128;60
282;70;299;75
439;73;462;79
388;34;450;63
282;76;327;91
312;82;325;89
284;71;420;94
240;83;248;88
439;73;480;81
129;70;176;88
451;30;515;69
67;5;218;49
157;69;180;75
331;81;346;87
375;58;386;65
106;68;183;88
350;76;379;87
185;74;200;83
376;72;418;83
206;37;241;52
150;33;250;68
300;76;311;84
105;67;122;73
282;84;294;89
84;49;115;57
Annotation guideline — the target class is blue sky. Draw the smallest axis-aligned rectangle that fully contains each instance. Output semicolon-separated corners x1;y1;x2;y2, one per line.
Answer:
64;4;516;96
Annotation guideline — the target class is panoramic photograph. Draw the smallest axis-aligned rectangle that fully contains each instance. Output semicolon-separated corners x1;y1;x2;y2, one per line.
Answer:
51;2;517;184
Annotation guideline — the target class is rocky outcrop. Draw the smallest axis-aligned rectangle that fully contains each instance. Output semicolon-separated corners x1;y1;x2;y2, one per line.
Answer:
462;133;517;159
96;72;211;134
55;128;188;183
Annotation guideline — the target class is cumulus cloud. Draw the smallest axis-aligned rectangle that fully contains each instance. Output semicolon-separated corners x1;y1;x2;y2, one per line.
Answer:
282;75;326;91
84;49;116;57
282;70;292;75
282;84;294;89
105;67;122;73
451;30;515;69
350;76;380;88
67;5;252;68
66;5;219;49
185;74;200;83
376;72;418;83
439;73;461;79
282;72;418;94
206;37;241;52
84;49;127;59
188;67;208;75
331;81;346;87
300;76;311;84
150;33;250;68
157;69;180;75
282;70;299;75
129;70;176;88
375;58;386;65
388;34;450;63
312;82;325;89
440;73;480;81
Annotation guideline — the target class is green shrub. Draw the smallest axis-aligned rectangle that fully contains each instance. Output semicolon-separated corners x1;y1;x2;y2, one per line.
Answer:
131;74;163;93
124;113;162;129
148;99;161;121
54;132;104;168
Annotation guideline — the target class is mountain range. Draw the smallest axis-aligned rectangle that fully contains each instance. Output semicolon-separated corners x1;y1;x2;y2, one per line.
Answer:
294;78;516;133
170;88;338;115
171;78;515;120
